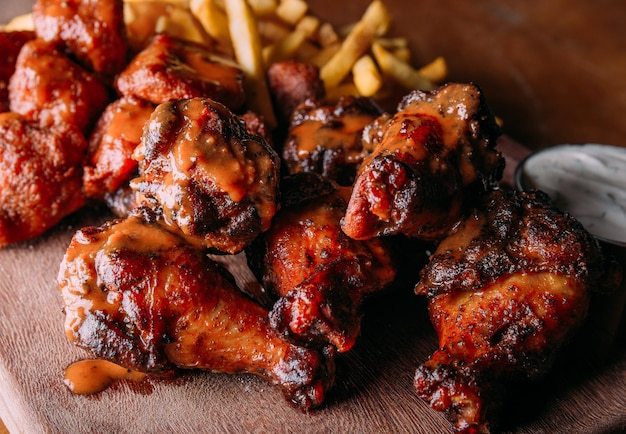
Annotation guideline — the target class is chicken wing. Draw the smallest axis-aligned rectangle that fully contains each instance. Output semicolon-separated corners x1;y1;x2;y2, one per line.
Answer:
282;96;383;186
58;207;335;410
0;112;86;247
413;189;621;433
115;33;245;111
130;97;280;254
32;0;128;77
342;82;504;242
247;173;397;352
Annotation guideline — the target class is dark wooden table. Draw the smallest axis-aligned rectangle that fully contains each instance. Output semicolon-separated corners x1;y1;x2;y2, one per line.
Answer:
1;1;625;433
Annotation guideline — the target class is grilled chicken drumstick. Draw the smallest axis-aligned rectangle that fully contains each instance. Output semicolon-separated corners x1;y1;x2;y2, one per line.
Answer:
342;82;503;242
247;173;396;352
413;189;621;433
58;207;336;410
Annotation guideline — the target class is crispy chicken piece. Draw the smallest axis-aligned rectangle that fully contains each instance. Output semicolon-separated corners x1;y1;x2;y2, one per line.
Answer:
58;207;335;410
83;96;155;200
282;96;384;186
131;97;280;254
413;189;620;433
115;33;245;111
0;31;35;113
0;112;87;247
342;82;504;242
267;60;325;122
9;39;110;134
247;173;396;352
32;0;127;77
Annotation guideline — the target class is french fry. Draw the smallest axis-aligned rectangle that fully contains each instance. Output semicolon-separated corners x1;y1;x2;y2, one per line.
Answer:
154;8;206;44
295;15;320;38
247;0;278;16
275;0;308;25
417;56;448;84
352;55;382;97
263;29;308;65
190;0;232;50
317;22;339;47
2;13;34;31
320;0;391;88
372;41;437;91
224;0;277;127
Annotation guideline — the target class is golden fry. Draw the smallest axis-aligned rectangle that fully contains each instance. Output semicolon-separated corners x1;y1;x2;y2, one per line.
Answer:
224;0;277;127
352;55;382;97
320;0;391;88
276;0;308;25
2;13;34;31
372;41;437;91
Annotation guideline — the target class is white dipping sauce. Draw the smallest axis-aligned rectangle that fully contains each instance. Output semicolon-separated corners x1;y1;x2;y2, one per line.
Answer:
517;144;626;244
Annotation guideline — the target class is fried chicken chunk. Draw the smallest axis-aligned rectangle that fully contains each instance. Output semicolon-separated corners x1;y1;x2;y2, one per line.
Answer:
282;96;383;186
116;33;245;110
413;189;620;433
0;30;35;113
83;96;155;200
131;97;280;254
342;82;504;242
0;112;86;247
58;208;335;410
9;39;109;133
247;173;396;352
32;0;127;76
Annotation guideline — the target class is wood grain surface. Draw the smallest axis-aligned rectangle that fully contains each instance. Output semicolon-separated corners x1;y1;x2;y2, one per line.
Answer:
1;1;626;433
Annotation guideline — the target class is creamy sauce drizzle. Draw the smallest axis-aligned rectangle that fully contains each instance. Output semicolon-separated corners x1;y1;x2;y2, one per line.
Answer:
64;359;146;395
519;144;626;244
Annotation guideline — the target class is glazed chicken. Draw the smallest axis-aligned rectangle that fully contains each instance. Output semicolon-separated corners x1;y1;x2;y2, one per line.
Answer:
342;82;504;242
247;173;397;352
413;189;621;433
83;95;155;200
58;207;335;410
115;33;245;110
9;38;109;134
0;112;87;247
282;96;383;186
131;97;280;254
32;0;128;77
0;30;35;113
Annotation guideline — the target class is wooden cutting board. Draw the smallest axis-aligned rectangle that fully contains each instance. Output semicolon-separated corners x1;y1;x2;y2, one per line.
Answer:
1;136;625;434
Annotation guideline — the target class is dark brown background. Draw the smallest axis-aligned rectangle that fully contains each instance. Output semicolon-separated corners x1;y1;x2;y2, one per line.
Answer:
1;1;625;434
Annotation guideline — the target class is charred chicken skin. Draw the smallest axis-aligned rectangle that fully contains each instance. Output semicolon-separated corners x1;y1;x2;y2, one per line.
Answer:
130;97;280;254
9;38;109;134
282;96;383;186
413;189;619;433
32;0;128;77
115;33;246;111
247;173;396;352
342;82;503;242
58;207;335;410
0;112;87;247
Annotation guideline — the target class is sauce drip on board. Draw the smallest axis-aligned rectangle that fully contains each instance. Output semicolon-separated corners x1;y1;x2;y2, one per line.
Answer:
64;359;146;395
